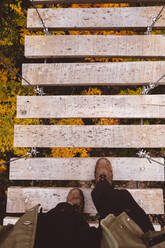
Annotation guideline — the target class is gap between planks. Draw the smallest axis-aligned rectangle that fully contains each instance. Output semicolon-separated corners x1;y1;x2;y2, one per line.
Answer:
30;0;165;4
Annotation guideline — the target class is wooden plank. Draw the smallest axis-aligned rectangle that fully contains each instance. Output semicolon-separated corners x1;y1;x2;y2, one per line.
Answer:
3;216;161;231
10;157;165;181
30;0;165;4
25;35;165;58
2;216;97;226
2;216;99;227
14;125;165;148
22;62;165;86
27;7;165;30
17;95;165;119
154;225;161;231
6;187;164;214
3;216;99;227
3;217;19;226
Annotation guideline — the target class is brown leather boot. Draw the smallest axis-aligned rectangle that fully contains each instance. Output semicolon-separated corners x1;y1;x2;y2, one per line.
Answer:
66;188;84;212
95;158;113;184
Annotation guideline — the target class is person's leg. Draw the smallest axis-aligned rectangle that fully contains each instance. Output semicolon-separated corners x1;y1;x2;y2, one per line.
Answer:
34;202;78;248
66;188;101;248
91;158;154;232
34;188;101;248
92;179;123;219
92;158;116;219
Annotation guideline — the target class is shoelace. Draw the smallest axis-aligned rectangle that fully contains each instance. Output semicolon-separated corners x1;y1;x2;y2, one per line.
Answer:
73;204;82;213
99;174;107;181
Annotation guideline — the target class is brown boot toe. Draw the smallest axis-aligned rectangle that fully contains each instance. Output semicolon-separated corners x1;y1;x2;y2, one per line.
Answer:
95;158;113;184
66;188;84;212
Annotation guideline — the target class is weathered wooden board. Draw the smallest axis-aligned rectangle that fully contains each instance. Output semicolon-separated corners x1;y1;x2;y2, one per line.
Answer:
2;215;99;226
3;217;19;226
27;7;165;30
152;225;161;231
25;35;165;58
6;187;164;214
2;216;99;227
10;157;165;181
2;216;98;227
3;216;161;231
30;0;165;3
14;125;165;148
22;62;165;86
17;95;165;119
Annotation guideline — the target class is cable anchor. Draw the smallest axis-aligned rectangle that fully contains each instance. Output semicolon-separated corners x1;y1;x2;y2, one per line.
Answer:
34;86;45;96
26;147;40;158
145;5;165;35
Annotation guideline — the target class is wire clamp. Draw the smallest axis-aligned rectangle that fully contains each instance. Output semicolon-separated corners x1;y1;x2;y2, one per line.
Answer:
34;86;45;96
144;5;165;35
26;147;40;158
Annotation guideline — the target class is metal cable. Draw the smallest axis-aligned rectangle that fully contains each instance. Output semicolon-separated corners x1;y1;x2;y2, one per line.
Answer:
0;57;35;89
0;147;40;166
0;1;51;166
145;5;165;35
0;57;45;96
31;0;50;35
0;57;43;165
137;149;165;167
142;74;165;95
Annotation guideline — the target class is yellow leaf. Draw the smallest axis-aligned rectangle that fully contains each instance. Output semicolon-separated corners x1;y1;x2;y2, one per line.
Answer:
81;87;102;95
0;160;7;174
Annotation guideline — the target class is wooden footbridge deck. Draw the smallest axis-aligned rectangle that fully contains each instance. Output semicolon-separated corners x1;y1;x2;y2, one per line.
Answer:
4;0;165;231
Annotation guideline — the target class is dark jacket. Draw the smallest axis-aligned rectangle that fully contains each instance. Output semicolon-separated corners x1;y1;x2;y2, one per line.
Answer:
101;212;146;248
0;205;165;248
0;203;101;248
